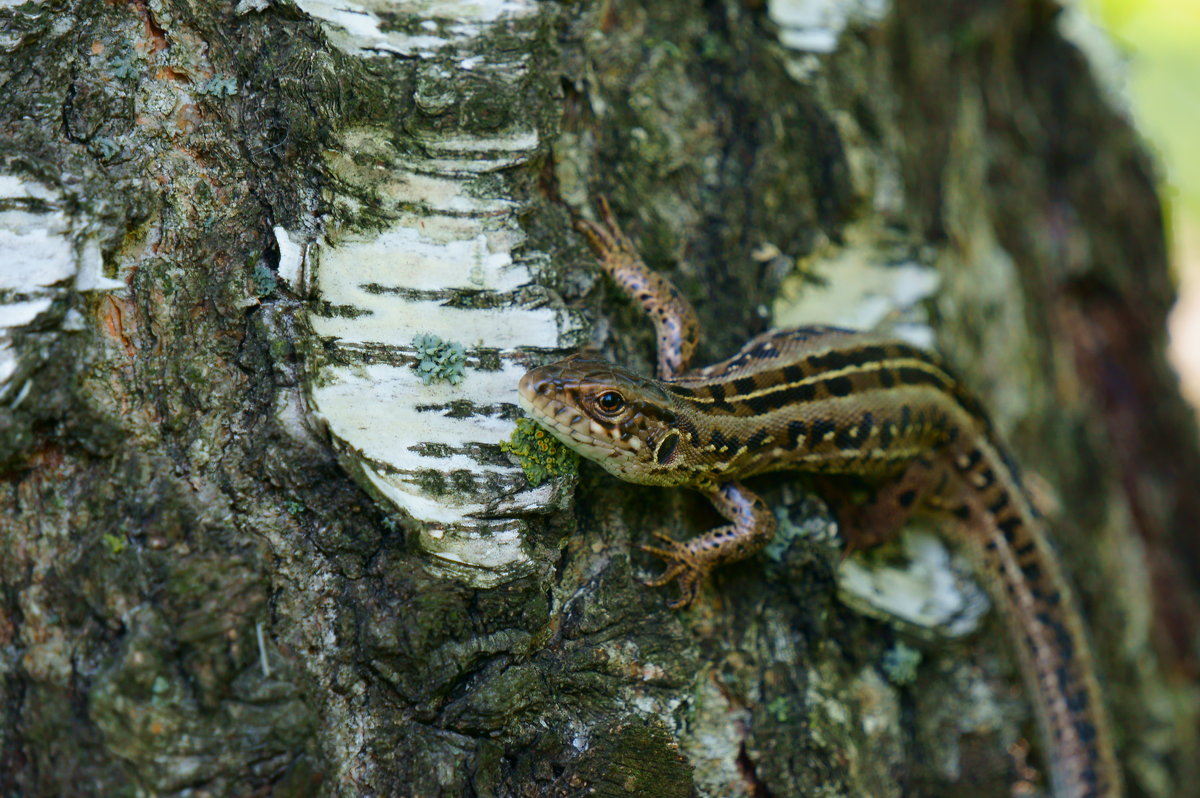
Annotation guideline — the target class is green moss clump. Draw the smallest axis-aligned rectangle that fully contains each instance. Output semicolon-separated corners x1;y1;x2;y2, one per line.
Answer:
766;695;793;722
412;334;467;386
500;418;578;487
101;533;127;555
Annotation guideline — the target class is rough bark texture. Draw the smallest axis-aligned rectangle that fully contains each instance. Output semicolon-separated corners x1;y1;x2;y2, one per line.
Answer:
1;0;1198;796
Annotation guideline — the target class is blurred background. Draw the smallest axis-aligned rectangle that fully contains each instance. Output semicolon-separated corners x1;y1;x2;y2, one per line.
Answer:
1081;0;1200;414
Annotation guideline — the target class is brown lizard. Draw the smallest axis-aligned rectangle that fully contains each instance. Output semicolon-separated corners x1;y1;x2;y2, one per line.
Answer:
517;198;1121;798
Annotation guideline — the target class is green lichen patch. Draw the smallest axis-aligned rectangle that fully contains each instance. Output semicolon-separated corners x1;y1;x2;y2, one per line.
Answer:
764;495;839;562
881;641;923;686
108;53;145;80
197;75;238;96
412;333;467;386
251;263;277;297
500;418;578;487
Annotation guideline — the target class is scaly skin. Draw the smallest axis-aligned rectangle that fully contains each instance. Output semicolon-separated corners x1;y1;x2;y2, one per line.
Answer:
516;199;1121;798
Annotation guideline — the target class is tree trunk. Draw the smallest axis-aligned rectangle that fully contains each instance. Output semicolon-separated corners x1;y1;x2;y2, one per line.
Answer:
2;0;1197;795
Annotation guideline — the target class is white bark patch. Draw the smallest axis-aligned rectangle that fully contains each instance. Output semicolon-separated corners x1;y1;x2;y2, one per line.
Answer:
300;0;574;589
772;224;940;349
768;0;890;53
273;226;306;291
837;530;990;639
296;0;538;57
0;175;119;401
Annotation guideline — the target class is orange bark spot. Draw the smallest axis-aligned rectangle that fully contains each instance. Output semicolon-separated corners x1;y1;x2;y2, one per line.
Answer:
101;295;137;362
175;103;202;134
132;0;168;54
154;66;191;83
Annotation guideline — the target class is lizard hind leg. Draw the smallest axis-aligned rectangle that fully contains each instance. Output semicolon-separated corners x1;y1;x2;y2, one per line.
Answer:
817;457;951;555
574;196;700;379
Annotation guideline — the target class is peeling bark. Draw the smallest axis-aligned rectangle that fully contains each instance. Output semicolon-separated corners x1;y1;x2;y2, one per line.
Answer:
1;0;1197;796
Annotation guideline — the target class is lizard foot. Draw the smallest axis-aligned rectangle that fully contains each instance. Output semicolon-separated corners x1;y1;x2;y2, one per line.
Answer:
639;531;709;609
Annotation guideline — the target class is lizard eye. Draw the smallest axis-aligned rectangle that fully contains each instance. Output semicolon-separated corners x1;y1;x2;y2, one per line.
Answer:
595;391;625;414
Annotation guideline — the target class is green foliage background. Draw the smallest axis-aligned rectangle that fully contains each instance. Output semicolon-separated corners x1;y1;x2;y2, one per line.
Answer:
1084;0;1200;404
1085;0;1200;224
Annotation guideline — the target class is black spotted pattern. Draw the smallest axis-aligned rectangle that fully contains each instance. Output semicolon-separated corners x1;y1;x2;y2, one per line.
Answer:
786;420;807;449
834;411;875;450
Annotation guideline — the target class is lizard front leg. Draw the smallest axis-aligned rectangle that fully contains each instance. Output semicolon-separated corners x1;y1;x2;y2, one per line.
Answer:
640;480;777;608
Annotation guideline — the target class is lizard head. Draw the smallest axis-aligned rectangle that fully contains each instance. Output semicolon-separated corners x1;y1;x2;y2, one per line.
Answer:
517;354;691;485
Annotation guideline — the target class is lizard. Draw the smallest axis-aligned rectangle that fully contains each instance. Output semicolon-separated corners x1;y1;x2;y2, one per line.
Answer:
516;197;1122;798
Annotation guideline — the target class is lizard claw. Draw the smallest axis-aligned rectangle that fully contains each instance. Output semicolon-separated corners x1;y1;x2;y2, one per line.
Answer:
638;543;680;562
574;195;638;262
641;558;685;587
638;530;684;561
573;216;614;253
649;530;678;545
